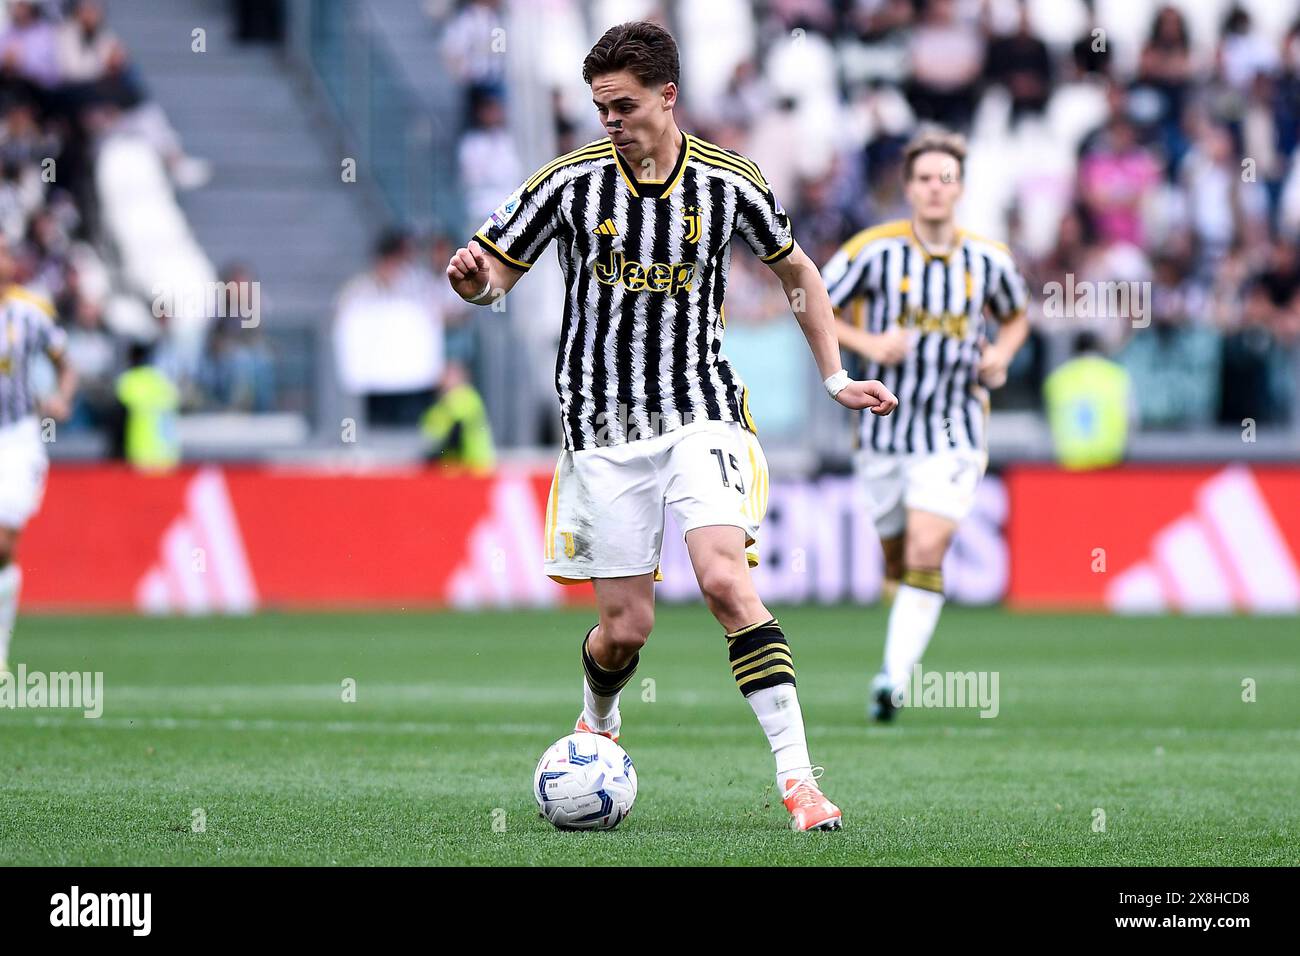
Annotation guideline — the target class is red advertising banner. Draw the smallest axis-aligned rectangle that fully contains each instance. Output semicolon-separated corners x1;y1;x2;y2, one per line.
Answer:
1006;465;1300;613
20;464;1008;613
30;462;1296;614
22;465;591;612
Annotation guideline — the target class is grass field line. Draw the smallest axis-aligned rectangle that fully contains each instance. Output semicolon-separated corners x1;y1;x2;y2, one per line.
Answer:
19;713;1300;742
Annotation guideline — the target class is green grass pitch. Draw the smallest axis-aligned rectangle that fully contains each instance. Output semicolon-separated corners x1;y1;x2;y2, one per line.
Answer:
2;606;1296;866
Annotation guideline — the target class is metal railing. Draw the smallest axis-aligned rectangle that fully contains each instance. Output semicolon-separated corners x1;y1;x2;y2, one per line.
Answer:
287;0;462;235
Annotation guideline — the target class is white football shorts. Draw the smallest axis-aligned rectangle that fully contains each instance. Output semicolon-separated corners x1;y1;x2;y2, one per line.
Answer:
0;416;49;529
853;447;987;538
543;419;769;582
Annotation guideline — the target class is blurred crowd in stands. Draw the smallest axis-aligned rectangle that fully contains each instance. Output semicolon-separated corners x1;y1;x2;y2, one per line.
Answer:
432;0;1300;432
25;0;1298;461
0;0;215;442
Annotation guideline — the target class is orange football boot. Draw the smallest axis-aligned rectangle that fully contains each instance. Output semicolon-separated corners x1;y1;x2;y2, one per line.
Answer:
782;770;842;831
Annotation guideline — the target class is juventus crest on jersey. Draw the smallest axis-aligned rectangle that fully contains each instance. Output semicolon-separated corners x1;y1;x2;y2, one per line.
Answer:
822;220;1029;455
474;133;793;452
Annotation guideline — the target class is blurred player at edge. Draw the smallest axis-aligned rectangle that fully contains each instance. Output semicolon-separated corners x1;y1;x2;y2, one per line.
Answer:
0;239;77;675
822;128;1029;722
447;21;897;830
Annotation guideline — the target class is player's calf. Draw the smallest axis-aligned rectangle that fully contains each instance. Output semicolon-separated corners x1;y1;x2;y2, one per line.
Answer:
0;529;19;673
699;571;767;631
578;577;654;746
0;526;16;568
880;533;904;603
588;603;653;669
903;517;955;570
577;624;642;742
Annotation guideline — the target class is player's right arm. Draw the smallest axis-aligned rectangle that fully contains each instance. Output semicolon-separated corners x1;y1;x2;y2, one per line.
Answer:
448;159;569;305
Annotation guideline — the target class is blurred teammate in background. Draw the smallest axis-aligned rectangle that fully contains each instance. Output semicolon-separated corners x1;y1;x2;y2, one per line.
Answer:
447;21;897;830
824;128;1029;722
0;238;76;674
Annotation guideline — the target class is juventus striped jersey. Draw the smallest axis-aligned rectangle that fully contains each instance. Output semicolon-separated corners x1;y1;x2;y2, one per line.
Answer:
473;133;793;451
0;286;66;426
823;220;1028;454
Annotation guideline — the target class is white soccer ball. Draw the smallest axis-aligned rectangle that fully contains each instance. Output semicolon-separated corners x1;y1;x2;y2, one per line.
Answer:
534;732;637;831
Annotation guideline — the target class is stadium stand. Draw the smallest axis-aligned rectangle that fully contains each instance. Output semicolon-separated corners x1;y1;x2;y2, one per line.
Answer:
29;0;1300;464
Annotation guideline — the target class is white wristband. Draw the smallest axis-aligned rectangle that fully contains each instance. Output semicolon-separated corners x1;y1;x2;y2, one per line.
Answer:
823;369;851;398
466;276;493;302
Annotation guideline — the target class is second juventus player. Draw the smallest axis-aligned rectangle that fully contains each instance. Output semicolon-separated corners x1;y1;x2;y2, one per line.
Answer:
823;129;1029;723
446;21;896;830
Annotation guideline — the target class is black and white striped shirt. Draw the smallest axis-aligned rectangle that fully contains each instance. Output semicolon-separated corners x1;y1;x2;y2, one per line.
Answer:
823;220;1028;454
0;286;65;426
474;133;793;451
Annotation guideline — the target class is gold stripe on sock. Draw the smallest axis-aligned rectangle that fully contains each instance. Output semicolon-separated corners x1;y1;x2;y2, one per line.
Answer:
736;663;797;688
733;648;794;678
902;568;943;593
730;640;789;670
725;617;779;641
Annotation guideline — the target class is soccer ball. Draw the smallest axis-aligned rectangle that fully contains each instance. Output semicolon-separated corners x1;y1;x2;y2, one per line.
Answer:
534;732;637;831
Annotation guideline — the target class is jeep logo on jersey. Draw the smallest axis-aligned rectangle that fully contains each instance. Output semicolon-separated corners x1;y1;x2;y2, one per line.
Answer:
593;248;696;294
897;306;970;339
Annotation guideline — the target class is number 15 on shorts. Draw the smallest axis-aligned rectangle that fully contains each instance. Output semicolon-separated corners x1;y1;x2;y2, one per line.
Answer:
710;448;745;495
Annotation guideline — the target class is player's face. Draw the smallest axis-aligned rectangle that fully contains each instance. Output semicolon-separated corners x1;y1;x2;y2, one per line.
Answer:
905;151;963;224
591;70;675;169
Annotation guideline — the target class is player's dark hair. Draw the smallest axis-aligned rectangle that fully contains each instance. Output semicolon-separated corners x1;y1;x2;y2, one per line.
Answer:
582;21;679;88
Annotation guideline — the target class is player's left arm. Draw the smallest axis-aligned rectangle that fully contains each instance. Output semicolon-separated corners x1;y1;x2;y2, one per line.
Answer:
733;173;896;416
25;301;77;421
40;343;77;423
35;302;76;421
977;252;1032;389
977;310;1029;388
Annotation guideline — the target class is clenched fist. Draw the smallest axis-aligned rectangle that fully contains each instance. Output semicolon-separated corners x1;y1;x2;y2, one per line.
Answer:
835;379;898;415
446;240;490;300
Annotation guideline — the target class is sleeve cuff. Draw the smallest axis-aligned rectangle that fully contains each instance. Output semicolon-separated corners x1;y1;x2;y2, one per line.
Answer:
761;239;794;264
473;233;531;272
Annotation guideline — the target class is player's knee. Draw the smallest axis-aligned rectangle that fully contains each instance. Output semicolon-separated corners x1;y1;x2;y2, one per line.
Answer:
598;604;653;654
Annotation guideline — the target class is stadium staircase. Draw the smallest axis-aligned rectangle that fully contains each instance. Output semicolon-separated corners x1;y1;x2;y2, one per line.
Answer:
110;0;379;326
